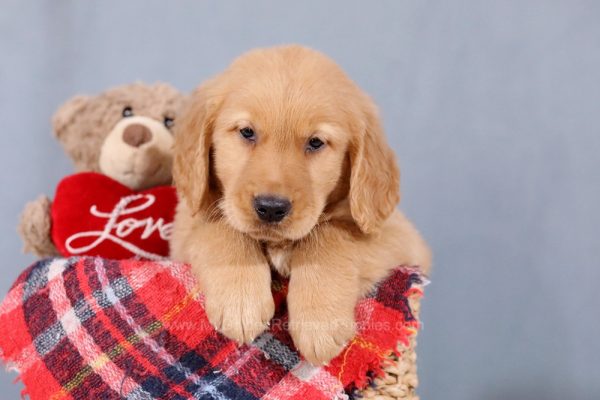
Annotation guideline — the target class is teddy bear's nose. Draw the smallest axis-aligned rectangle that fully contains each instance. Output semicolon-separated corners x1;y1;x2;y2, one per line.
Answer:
122;124;152;148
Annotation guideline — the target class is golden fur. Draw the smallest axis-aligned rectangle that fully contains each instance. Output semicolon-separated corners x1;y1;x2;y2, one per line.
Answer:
170;45;431;365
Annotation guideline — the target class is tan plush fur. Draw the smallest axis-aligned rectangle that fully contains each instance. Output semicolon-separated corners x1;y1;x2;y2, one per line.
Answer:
170;46;431;365
18;82;186;257
54;83;185;178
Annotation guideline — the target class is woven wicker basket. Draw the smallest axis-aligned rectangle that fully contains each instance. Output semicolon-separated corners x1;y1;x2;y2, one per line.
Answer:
355;297;421;400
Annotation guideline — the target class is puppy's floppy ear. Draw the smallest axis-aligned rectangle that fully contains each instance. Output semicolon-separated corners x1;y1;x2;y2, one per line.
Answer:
173;81;221;214
348;98;400;234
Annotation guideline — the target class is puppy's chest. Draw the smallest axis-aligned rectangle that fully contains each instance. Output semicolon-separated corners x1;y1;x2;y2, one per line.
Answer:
264;245;292;277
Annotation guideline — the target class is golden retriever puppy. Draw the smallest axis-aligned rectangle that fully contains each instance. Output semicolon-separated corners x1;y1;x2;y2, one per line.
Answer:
170;45;431;365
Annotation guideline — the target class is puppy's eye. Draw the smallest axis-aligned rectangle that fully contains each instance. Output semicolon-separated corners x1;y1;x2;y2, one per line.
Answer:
306;137;325;152
239;127;256;141
122;107;134;118
164;117;174;129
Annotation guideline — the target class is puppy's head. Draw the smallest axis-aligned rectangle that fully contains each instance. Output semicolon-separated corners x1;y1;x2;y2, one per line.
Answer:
174;46;399;241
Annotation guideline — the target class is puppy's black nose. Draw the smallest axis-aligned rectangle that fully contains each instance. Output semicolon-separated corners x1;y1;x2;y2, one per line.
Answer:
253;195;291;223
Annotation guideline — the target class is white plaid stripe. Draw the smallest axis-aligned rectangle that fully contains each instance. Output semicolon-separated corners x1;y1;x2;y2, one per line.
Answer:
94;258;210;397
48;258;148;398
261;373;304;400
304;367;347;399
0;259;68;318
193;344;264;399
165;261;198;295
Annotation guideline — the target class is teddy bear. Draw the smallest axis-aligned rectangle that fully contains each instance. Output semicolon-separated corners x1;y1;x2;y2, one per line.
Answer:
18;82;186;259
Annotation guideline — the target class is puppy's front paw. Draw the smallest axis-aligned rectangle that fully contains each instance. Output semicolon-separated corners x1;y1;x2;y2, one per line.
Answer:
290;311;356;365
204;286;275;344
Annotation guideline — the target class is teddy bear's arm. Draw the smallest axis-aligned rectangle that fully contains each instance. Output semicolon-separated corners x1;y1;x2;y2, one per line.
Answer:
18;195;60;257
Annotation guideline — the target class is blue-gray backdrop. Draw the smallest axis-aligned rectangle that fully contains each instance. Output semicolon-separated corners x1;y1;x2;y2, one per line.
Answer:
1;1;599;399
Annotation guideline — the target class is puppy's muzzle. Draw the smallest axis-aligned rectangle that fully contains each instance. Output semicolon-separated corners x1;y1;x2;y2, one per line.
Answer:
253;195;291;223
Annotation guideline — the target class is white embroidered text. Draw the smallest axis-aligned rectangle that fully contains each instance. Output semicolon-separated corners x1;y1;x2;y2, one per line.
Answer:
65;194;172;260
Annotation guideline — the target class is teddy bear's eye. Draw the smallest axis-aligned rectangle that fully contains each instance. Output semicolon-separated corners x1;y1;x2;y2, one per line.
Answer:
122;107;134;118
164;117;174;129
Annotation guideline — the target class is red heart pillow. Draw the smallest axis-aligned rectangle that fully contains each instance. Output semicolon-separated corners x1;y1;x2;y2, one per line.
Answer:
51;172;177;260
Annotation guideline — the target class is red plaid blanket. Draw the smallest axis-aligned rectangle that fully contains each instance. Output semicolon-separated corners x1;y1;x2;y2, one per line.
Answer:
0;257;425;400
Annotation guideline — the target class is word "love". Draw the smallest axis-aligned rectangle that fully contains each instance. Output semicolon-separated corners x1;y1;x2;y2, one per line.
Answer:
65;194;172;260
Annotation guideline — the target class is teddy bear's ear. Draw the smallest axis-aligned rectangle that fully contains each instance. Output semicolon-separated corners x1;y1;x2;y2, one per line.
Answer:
52;95;91;140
